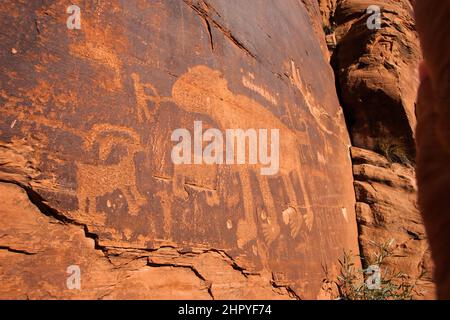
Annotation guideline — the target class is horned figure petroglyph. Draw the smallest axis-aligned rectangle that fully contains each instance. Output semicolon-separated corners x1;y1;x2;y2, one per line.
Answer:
76;124;146;216
135;65;315;248
131;73;171;124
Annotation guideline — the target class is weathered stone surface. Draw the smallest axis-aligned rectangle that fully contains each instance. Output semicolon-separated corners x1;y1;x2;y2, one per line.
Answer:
0;182;300;299
0;0;358;299
351;147;434;300
332;0;420;160
318;0;337;29
325;0;436;298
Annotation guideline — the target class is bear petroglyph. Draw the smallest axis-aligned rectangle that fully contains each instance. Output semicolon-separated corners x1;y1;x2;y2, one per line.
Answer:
136;65;316;248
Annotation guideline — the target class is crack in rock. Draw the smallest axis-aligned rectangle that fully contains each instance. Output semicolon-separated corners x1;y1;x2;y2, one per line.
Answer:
147;259;215;299
183;0;257;59
0;245;37;255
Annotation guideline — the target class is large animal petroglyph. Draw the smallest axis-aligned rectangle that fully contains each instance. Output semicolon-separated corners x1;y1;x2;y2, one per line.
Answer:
136;65;316;248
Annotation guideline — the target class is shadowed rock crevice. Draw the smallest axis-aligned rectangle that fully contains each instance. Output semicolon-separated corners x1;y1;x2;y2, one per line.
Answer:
0;246;37;255
329;1;418;163
146;260;215;299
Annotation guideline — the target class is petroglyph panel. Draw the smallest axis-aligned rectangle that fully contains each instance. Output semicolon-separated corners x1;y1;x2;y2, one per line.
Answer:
0;0;358;299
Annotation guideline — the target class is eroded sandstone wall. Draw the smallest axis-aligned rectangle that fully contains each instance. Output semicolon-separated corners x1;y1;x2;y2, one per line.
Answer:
319;0;435;298
0;0;358;299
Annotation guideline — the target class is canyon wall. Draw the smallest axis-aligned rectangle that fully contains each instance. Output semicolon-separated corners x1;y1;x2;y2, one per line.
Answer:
0;0;434;299
0;0;358;299
320;0;434;298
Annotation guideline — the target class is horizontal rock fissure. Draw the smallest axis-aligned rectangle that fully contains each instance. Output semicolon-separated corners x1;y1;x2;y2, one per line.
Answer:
0;246;37;255
146;260;215;299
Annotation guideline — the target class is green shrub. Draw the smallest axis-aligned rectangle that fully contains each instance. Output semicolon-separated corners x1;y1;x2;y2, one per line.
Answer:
376;139;412;167
335;240;426;300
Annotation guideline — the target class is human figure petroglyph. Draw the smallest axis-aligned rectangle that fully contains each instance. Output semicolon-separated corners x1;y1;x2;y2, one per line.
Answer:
131;73;171;124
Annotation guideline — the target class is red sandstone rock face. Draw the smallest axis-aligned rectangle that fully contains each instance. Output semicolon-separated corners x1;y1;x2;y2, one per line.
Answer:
332;0;420;157
351;147;435;299
322;0;435;298
0;0;358;299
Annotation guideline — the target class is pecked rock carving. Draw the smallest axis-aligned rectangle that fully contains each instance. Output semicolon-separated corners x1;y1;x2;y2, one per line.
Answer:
1;0;360;299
